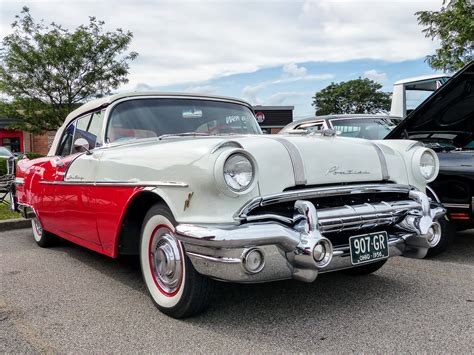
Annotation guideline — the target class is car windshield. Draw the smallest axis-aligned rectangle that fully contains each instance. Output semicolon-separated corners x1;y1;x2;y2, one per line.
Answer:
330;117;401;140
106;98;261;143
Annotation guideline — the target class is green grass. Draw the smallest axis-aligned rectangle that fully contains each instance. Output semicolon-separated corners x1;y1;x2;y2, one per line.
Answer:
0;202;21;220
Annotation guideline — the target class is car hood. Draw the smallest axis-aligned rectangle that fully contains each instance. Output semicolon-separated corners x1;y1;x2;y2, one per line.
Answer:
83;134;404;196
386;61;474;147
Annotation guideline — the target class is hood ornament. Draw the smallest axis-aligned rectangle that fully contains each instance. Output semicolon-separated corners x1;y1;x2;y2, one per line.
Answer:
326;166;370;176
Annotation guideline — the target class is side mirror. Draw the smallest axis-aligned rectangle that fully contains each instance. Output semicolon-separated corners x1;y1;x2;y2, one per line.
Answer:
74;138;91;155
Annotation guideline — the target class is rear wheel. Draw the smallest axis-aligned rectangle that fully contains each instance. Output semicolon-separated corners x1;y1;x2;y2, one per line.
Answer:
31;217;58;248
343;259;387;276
140;203;214;318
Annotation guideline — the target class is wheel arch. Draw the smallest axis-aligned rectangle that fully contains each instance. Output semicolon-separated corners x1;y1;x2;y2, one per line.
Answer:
116;190;172;256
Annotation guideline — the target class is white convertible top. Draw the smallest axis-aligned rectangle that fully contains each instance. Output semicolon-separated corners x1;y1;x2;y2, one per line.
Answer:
48;92;252;156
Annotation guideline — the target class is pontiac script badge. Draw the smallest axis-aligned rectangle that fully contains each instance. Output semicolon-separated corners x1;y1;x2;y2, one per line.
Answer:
326;166;370;176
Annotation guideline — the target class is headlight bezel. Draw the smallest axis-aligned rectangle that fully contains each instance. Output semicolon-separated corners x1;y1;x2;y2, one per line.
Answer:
223;153;255;192
411;148;439;183
214;149;258;196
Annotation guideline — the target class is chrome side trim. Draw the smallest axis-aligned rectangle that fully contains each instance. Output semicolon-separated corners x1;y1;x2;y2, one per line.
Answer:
371;143;390;180
443;203;470;209
39;180;188;187
237;183;411;218
186;251;241;264
210;140;244;154
273;137;307;185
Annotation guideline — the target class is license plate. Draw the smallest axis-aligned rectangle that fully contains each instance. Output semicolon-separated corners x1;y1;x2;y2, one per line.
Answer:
349;231;389;265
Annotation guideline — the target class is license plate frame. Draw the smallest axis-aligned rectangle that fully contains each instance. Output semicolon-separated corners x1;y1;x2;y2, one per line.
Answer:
349;231;389;265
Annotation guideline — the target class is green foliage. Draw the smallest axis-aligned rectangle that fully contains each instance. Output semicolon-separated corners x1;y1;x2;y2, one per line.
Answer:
0;157;8;176
25;152;43;159
416;0;473;72
312;78;391;116
0;202;20;220
0;7;138;133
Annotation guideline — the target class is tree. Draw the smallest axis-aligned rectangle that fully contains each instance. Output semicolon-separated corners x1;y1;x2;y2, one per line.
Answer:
416;0;473;72
0;7;138;132
312;78;391;116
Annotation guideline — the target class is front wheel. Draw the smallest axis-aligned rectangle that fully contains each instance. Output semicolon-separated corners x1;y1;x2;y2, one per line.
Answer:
343;259;387;276
31;217;58;248
140;203;214;318
425;217;455;258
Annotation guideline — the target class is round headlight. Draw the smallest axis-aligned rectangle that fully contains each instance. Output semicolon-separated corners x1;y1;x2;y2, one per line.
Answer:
223;154;254;191
420;150;437;180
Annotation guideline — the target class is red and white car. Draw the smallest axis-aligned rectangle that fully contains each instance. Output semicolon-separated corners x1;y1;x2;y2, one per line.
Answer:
13;93;445;318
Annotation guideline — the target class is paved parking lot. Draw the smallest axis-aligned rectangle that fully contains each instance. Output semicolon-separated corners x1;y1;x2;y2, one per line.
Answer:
1;228;473;353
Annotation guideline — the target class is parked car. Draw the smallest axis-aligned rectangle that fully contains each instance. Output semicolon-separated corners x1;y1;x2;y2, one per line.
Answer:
0;146;15;195
387;61;474;236
12;93;445;318
279;114;401;139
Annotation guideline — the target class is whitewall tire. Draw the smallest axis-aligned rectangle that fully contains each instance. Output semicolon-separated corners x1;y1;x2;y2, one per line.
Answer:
31;217;57;248
140;203;214;318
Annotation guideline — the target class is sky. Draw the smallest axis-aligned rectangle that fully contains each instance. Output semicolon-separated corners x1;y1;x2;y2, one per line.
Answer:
0;0;444;118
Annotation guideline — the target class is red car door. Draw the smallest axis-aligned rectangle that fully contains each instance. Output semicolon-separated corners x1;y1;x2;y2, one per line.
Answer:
43;113;102;247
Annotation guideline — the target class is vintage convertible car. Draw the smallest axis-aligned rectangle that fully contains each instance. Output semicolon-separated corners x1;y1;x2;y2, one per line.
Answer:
12;93;445;318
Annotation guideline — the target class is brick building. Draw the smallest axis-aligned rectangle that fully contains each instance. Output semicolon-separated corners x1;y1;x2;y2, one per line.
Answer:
0;117;55;156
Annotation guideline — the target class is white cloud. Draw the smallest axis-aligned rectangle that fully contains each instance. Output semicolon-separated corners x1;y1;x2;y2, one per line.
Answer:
283;63;307;77
364;69;387;82
184;85;218;94
242;84;265;105
266;91;306;105
0;0;440;89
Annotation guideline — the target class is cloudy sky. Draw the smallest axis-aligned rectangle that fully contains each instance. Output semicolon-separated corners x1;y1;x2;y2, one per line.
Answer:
0;0;443;117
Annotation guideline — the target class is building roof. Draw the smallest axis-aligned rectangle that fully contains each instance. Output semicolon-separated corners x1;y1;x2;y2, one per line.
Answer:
393;73;451;85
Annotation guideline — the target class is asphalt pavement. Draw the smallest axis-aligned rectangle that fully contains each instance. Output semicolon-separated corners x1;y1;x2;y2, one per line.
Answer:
1;228;473;353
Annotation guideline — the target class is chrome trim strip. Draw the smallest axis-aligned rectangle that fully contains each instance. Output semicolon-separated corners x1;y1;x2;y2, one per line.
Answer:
426;185;440;202
371;143;390;180
238;183;412;218
273;137;306;185
39;180;188;187
186;251;241;264
210;140;244;154
443;203;470;209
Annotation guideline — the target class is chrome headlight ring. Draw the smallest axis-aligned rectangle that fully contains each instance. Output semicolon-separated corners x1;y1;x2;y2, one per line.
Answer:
411;148;439;183
214;149;258;197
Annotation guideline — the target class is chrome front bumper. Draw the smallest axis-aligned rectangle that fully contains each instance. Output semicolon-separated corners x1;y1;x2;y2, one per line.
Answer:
176;190;445;283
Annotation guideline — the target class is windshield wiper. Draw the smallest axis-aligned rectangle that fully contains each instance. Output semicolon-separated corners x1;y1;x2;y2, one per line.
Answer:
158;132;211;140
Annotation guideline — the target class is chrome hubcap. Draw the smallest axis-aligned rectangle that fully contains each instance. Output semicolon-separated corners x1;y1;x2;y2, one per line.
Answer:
150;229;182;294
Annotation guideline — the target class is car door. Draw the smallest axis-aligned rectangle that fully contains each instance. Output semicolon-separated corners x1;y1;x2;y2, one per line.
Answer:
47;112;104;245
